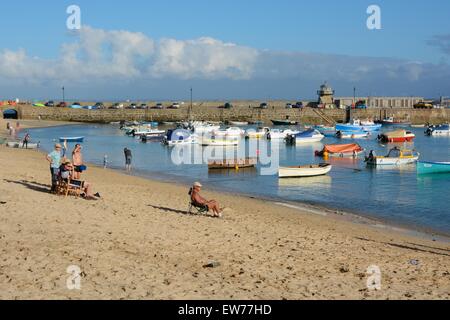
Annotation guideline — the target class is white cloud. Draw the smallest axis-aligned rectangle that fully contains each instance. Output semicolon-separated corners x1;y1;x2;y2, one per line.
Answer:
0;26;449;98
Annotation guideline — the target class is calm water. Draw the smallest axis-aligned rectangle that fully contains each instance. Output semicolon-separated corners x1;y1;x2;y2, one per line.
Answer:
27;124;450;235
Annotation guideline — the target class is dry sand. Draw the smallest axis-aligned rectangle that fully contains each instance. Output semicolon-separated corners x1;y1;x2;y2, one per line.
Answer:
0;119;449;300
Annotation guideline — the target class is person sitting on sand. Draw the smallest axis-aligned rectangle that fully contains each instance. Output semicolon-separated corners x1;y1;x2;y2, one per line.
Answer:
191;182;223;218
60;160;100;200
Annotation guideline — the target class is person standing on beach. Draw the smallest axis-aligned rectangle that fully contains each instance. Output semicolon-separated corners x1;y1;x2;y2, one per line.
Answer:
46;144;63;193
72;144;85;179
22;133;30;149
124;148;132;172
103;154;108;169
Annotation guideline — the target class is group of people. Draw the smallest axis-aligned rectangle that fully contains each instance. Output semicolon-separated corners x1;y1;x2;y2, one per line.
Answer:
46;143;99;200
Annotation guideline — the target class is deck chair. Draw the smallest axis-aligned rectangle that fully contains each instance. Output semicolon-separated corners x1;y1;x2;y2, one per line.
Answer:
187;188;209;215
57;177;83;198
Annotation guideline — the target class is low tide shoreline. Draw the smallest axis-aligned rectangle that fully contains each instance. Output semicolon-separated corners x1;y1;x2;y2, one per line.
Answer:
1;119;449;300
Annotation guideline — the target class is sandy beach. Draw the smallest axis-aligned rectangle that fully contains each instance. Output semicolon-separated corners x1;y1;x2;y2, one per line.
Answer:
0;119;449;300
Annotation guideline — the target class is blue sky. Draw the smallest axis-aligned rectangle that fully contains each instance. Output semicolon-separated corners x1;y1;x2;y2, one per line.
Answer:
0;0;449;100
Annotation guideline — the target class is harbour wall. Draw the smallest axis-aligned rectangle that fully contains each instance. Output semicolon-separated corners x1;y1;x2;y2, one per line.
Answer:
1;104;449;125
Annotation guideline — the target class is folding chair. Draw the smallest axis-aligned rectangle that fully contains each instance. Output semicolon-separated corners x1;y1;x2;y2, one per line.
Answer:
187;188;209;215
58;177;83;198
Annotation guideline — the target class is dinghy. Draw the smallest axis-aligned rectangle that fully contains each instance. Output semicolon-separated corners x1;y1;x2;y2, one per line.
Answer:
266;129;299;140
7;142;40;149
245;127;270;139
315;143;364;158
417;161;450;174
279;163;332;178
59;137;84;143
163;129;198;146
378;130;415;143
212;127;245;137
271;119;299;126
336;131;370;139
365;148;420;166
201;138;239;147
287;129;324;144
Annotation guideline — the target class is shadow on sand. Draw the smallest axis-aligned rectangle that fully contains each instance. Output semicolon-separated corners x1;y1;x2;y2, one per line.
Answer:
4;179;51;194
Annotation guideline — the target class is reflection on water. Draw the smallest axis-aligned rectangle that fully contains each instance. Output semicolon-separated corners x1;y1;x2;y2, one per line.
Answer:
27;124;450;235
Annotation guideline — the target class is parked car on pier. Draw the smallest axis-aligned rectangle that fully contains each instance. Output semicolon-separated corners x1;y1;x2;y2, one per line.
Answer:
45;100;55;107
94;102;105;109
152;103;164;109
57;102;67;108
168;102;181;109
285;103;293;109
138;103;148;109
293;102;303;109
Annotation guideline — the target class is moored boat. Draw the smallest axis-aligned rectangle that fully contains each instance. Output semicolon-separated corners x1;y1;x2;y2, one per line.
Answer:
378;130;415;143
365;148;420;166
286;129;324;144
271;119;299;126
245;127;270;139
266;129;299;140
7;142;40;149
228;121;249;126
162;129;198;146
212;127;245;137
201;138;239;147
336;119;382;132
417;161;450;174
381;117;411;126
425;124;450;136
59;137;84;143
336;131;370;139
279;163;332;178
315;143;364;158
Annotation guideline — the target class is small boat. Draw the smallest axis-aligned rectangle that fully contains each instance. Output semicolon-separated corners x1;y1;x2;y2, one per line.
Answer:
192;123;221;134
201;138;239;147
130;129;165;138
249;121;264;125
266;129;300;140
279;163;332;178
315;143;365;158
228;121;249;126
7;142;40;149
212;127;245;137
336;131;370;139
245;127;270;139
59;137;84;143
417;161;450;174
287;129;324;144
365;148;419;166
271;119;299;126
208;158;257;170
378;130;415;143
425;124;450;136
141;130;166;142
336;119;382;132
411;124;425;128
163;129;198;146
381;117;411;126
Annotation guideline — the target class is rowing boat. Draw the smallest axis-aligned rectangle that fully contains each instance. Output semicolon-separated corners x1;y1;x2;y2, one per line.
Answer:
208;158;257;170
417;161;450;174
59;137;84;143
279;163;332;178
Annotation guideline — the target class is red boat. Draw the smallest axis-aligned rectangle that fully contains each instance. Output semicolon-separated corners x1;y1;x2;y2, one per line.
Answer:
378;130;415;143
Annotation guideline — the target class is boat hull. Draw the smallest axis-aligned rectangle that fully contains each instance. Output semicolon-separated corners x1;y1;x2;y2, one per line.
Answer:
417;161;450;174
335;124;382;132
279;164;332;178
7;142;39;149
59;137;84;143
271;120;299;126
368;157;419;166
296;136;324;144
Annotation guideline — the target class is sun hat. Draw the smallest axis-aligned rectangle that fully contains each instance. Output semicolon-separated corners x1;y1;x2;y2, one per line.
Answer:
193;182;203;187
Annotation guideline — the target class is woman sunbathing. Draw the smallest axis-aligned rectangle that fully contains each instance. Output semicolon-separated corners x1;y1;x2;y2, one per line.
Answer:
191;182;223;218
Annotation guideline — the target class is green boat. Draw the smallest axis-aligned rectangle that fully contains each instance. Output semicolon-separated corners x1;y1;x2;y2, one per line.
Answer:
271;119;299;126
417;161;450;175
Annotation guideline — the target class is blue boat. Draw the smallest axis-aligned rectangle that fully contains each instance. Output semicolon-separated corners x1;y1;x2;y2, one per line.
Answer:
59;137;85;143
417;161;450;175
336;119;382;132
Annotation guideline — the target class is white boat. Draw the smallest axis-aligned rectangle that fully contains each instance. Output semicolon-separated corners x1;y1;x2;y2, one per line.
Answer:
336;131;370;139
163;129;199;146
192;123;221;134
245;127;270;139
7;142;40;149
212;127;245;137
201;138;239;147
365;148;420;166
289;129;324;144
336;119;382;132
425;124;450;136
267;129;300;140
229;121;249;126
279;163;332;178
133;129;165;137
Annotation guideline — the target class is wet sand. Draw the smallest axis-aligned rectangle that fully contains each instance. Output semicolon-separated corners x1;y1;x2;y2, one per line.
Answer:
0;119;449;300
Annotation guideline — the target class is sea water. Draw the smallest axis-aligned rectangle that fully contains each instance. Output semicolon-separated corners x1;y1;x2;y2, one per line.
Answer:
28;124;450;235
